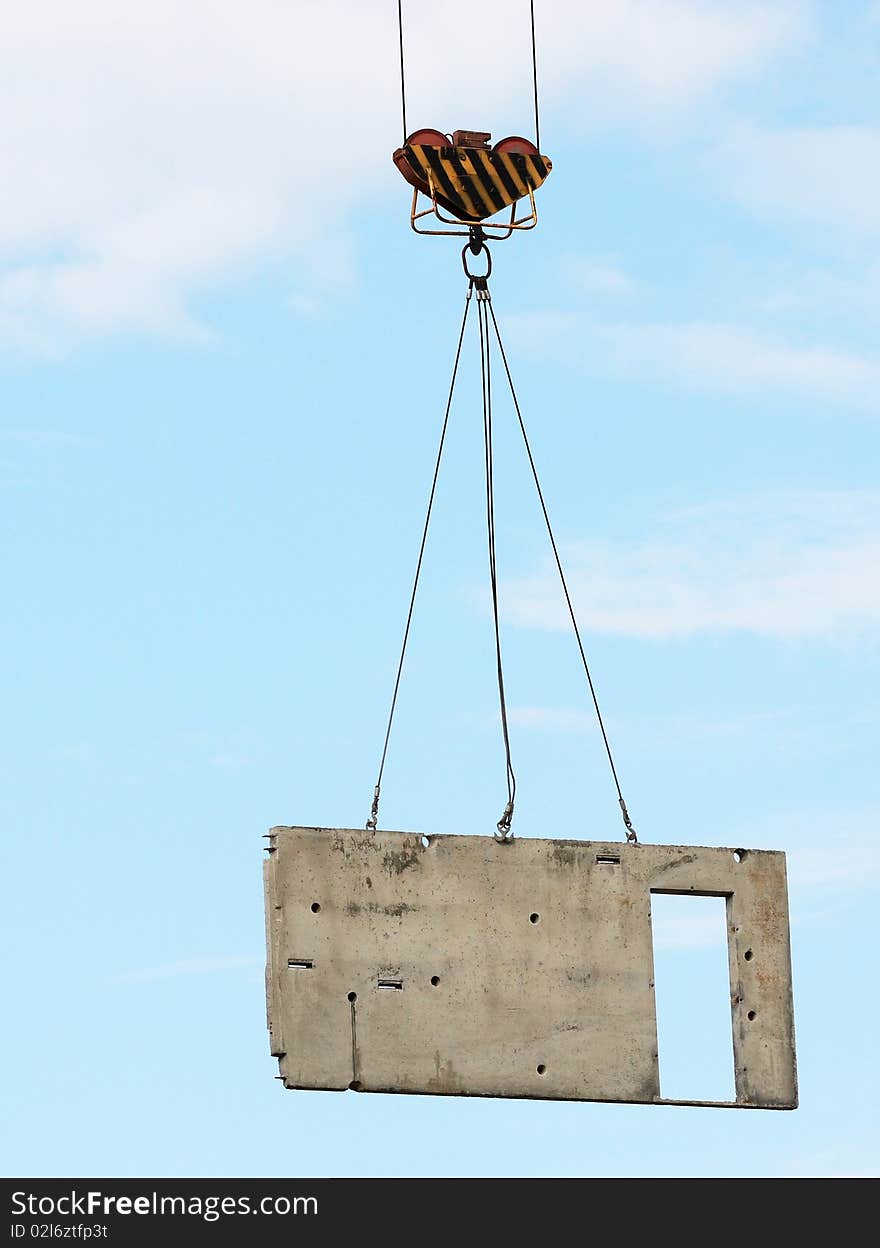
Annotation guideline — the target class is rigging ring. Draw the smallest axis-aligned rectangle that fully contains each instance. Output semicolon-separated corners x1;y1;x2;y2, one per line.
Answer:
462;242;492;282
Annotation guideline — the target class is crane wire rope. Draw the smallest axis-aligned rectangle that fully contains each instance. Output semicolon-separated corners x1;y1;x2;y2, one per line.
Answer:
530;0;540;152
396;2;542;150
397;0;407;144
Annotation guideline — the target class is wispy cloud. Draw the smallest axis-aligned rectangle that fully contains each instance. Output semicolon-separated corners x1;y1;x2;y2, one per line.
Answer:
599;321;880;407
717;122;880;238
749;263;880;328
507;314;880;409
504;490;880;641
727;806;880;915
564;255;637;297
109;956;261;984
0;0;805;350
542;1;806;126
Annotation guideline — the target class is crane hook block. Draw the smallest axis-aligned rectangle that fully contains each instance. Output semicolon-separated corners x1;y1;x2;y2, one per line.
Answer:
393;128;552;224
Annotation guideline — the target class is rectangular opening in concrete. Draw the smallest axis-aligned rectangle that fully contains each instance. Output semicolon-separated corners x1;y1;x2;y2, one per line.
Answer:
377;977;403;990
650;892;735;1104
287;959;313;970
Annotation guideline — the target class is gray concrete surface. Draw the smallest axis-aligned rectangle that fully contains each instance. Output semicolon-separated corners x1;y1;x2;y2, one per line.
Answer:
264;826;797;1108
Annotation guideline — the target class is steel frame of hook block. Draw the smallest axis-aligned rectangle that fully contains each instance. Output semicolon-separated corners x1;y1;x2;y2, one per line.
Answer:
263;826;797;1109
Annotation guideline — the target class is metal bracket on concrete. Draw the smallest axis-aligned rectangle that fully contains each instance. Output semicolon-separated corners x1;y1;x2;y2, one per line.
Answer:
263;826;797;1108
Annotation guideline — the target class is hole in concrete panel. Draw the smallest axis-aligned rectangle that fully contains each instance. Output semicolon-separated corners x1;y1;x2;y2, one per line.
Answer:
596;854;620;865
347;991;357;1002
378;977;403;990
650;893;735;1103
310;902;321;913
287;959;313;970
529;912;540;924
420;835;430;848
747;1009;757;1021
536;1064;547;1075
733;849;747;863
430;975;440;986
349;1080;361;1091
744;948;754;961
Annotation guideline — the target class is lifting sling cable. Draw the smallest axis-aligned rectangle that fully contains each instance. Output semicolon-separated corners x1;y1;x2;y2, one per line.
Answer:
477;281;517;840
396;1;542;151
485;296;637;844
366;261;637;844
366;286;473;833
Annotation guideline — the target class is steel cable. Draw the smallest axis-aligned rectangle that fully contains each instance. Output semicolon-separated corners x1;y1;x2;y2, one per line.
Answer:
366;286;473;831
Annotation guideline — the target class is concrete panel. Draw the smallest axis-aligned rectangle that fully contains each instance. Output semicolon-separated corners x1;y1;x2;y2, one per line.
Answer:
264;826;797;1108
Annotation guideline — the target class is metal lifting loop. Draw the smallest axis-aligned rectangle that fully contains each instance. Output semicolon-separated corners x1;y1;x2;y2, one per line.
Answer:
462;241;492;284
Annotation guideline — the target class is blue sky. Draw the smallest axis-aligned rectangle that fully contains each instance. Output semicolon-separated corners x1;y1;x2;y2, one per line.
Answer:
2;0;879;1177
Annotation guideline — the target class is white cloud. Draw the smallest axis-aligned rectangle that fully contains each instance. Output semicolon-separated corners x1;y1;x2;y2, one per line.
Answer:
729;807;880;909
750;263;880;327
507;314;880;408
601;322;880;406
790;843;880;895
0;0;805;349
717;122;880;237
540;1;805;125
565;255;637;297
504;490;880;640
